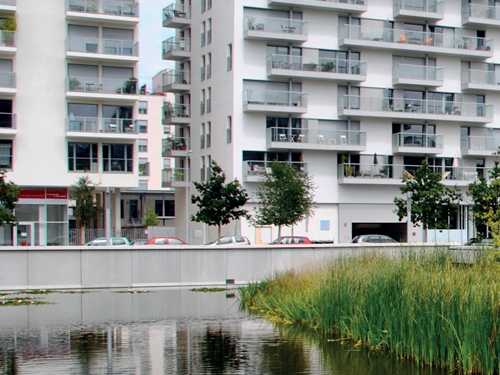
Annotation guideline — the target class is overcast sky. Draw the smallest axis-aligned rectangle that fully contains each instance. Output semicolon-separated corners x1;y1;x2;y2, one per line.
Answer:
138;0;175;89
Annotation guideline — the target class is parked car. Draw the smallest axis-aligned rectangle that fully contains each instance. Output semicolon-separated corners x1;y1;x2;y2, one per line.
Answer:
84;237;132;246
351;234;398;244
144;237;187;245
47;236;69;246
206;235;251;246
130;239;149;246
270;236;312;245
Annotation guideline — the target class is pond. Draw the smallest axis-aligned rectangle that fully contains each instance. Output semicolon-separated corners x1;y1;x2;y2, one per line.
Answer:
0;288;453;374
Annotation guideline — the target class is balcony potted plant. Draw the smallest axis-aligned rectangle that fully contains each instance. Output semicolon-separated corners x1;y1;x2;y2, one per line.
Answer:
322;61;335;72
69;77;81;91
1;15;16;47
124;77;138;94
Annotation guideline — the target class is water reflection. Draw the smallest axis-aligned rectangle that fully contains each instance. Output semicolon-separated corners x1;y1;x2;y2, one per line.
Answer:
0;288;456;375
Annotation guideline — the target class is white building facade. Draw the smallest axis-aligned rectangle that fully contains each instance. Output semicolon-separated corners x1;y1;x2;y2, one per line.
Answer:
161;0;498;244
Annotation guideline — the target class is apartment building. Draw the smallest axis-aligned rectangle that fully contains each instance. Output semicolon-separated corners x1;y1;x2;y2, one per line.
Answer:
0;0;143;245
161;0;500;244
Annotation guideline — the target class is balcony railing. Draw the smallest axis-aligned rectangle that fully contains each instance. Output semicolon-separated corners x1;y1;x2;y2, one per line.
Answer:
163;3;191;21
266;127;366;146
393;133;444;148
0;31;15;47
461;136;500;153
67;0;139;17
463;3;500;21
162;167;189;186
339;24;493;52
67;116;136;133
163;103;190;119
461;69;500;86
243;160;307;178
393;0;444;14
244;16;308;36
0;113;15;128
162;136;190;152
392;64;443;82
243;89;307;108
67;76;138;94
162;37;191;53
267;54;367;76
162;70;191;86
0;71;15;88
67;36;139;56
338;163;485;181
338;95;493;118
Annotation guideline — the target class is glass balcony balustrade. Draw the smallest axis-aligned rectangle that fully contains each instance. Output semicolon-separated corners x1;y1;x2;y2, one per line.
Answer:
461;136;500;153
162;136;190;153
67;76;138;94
67;116;136;134
244;16;308;36
163;3;190;21
393;0;444;14
267;54;367;76
162;167;189;186
67;0;139;17
243;89;307;108
392;133;444;148
461;69;500;87
163;103;190;119
67;36;139;56
392;64;443;83
266;127;366;147
463;3;500;22
0;113;15;128
162;37;191;53
243;161;307;179
162;70;191;88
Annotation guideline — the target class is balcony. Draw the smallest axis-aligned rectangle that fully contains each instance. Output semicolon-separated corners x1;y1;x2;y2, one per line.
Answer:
339;24;493;59
162;103;190;126
0;112;16;138
461;136;500;156
243;89;307;114
392;64;443;87
338;163;480;186
162;70;191;93
66;116;138;138
393;0;444;20
0;0;16;13
268;0;366;12
163;3;190;29
162;167;189;188
243;161;307;182
266;127;366;152
462;3;500;28
267;54;366;82
66;36;139;63
162;136;190;158
338;95;493;124
66;0;139;24
392;133;444;154
0;31;16;54
244;16;308;43
162;37;191;61
66;76;139;100
461;69;500;92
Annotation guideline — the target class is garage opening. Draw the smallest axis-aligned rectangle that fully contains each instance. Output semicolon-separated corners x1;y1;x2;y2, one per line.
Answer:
352;222;407;242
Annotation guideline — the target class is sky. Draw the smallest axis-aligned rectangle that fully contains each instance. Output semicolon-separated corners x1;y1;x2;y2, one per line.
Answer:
138;0;175;90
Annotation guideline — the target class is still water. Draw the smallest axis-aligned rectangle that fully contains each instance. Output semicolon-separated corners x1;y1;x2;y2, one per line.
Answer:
0;288;453;375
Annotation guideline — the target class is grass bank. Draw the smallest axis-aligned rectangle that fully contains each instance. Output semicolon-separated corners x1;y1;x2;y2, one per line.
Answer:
239;250;500;374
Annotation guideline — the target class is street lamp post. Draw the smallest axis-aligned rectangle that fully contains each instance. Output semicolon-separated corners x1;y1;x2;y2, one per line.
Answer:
407;191;412;243
185;149;192;244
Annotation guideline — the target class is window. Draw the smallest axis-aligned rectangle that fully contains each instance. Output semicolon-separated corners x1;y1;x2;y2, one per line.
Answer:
68;142;98;172
201;55;206;80
138;139;147;152
207;53;212;79
207;155;211;179
102;144;133;172
206;121;211;147
200;123;205;148
207;18;212;44
201;89;205;114
138;101;148;114
163;159;171;168
207;87;211;113
227;116;232;143
129;200;139;221
155;200;175;217
102;105;133;133
0;140;11;169
201;156;205;181
201;21;206;47
139;157;149;176
201;0;206;13
137;120;148;133
207;0;212;10
227;43;232;71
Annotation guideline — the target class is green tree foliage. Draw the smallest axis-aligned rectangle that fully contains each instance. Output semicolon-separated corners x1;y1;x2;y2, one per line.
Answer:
0;169;20;226
191;161;250;244
72;176;101;242
467;161;500;247
394;161;462;241
143;207;159;227
254;161;316;241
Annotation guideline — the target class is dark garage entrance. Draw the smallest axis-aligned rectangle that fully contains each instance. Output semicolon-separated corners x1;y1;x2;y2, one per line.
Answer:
352;222;407;242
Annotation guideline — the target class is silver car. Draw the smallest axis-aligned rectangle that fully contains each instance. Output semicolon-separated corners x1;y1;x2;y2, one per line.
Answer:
84;237;132;246
206;236;251;246
352;234;398;244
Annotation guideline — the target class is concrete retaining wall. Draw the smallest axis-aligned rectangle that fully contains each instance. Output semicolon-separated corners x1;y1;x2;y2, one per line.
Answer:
0;244;472;291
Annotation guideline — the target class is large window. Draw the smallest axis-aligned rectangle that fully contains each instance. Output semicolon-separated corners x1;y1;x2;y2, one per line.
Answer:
0;140;12;169
102;144;133;172
155;200;175;217
68;142;98;172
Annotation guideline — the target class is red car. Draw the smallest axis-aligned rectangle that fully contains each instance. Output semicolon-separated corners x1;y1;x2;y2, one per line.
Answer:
270;236;312;245
144;237;187;245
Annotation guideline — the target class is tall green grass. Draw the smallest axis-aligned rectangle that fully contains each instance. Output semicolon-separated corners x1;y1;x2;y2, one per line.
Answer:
239;250;500;374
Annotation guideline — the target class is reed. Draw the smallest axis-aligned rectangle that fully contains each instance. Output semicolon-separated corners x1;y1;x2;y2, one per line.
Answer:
239;249;500;374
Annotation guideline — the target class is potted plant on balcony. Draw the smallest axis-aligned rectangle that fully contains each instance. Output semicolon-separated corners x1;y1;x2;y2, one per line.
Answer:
69;77;81;91
1;15;16;47
322;61;335;72
124;77;138;94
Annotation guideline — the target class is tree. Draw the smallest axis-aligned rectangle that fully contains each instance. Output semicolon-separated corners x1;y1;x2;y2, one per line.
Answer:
467;161;500;246
254;161;316;241
0;169;20;227
72;176;101;244
394;161;462;242
143;207;159;227
191;161;250;244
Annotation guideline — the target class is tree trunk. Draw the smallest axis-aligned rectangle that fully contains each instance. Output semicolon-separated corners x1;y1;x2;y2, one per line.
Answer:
217;223;222;245
80;225;85;245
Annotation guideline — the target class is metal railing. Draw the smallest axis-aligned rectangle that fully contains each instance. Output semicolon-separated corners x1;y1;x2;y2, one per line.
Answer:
393;64;443;81
67;0;139;17
339;24;493;52
463;3;500;20
267;54;367;75
266;127;366;146
163;37;191;53
67;76;138;94
67;36;139;56
244;15;308;36
338;95;493;118
162;70;191;86
392;133;444;148
163;103;190;118
393;0;444;13
162;136;190;152
244;89;307;108
163;3;190;21
69;228;147;246
461;136;500;152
